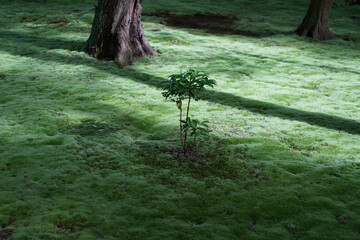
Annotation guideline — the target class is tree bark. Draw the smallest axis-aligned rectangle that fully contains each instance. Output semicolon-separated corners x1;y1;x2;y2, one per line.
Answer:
296;0;336;40
85;0;157;68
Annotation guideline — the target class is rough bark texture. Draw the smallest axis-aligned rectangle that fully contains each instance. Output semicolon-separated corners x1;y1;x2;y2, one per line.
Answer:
296;0;336;40
85;0;157;67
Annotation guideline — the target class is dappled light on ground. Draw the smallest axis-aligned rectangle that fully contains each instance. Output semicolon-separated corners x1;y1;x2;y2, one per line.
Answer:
0;0;360;239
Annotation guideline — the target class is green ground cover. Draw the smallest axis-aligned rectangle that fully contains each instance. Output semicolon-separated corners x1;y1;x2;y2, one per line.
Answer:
0;0;360;239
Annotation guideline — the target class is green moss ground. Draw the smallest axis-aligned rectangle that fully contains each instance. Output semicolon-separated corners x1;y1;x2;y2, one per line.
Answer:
0;0;360;239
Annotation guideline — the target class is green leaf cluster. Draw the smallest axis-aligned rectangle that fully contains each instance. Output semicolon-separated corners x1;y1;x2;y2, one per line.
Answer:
162;69;216;102
182;118;210;137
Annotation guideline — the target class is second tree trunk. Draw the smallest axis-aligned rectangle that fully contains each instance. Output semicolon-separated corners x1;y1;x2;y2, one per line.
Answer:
296;0;336;40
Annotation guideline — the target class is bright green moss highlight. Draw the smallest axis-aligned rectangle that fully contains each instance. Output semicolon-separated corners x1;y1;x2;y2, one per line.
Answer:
0;0;360;239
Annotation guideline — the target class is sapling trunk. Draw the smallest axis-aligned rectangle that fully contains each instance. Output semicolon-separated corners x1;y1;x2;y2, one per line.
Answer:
184;96;191;150
179;106;185;151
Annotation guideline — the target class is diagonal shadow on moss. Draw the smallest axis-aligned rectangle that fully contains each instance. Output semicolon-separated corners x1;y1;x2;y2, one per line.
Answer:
1;31;359;135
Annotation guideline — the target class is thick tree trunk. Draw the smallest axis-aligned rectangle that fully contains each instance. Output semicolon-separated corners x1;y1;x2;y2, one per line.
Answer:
296;0;336;40
85;0;157;67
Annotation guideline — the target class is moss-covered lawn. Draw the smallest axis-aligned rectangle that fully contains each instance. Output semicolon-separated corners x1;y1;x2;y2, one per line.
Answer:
1;0;360;239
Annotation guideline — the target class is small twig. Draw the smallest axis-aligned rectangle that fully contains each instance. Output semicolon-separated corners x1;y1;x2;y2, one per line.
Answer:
75;223;104;238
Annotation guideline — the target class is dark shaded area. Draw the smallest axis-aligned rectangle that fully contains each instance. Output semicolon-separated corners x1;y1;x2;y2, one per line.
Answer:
0;216;15;239
0;229;14;239
346;0;360;5
73;120;117;137
1;31;359;135
143;12;274;37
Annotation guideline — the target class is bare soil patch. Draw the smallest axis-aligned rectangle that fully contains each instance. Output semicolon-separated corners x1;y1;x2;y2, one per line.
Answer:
47;20;70;26
144;12;265;37
19;17;38;23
